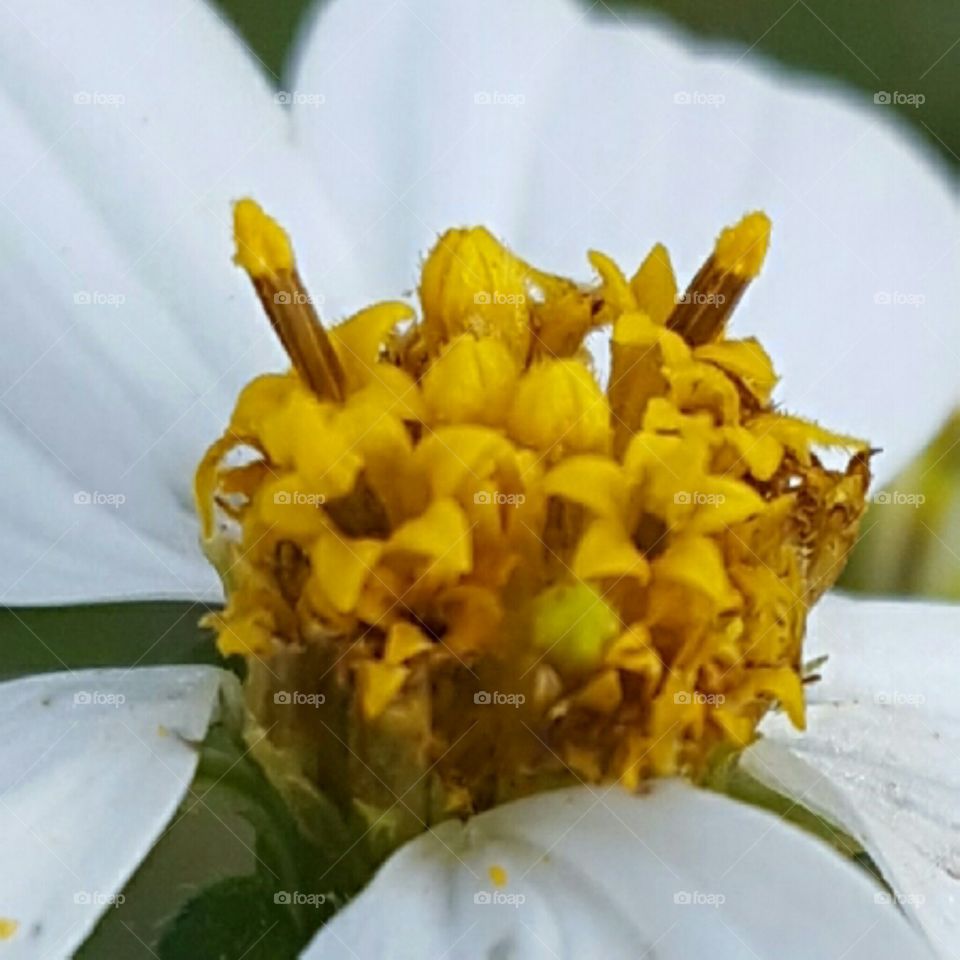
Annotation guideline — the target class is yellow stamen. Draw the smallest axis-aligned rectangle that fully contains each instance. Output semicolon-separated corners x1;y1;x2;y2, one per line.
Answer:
232;198;345;401
714;211;771;280
667;211;772;346
233;198;294;279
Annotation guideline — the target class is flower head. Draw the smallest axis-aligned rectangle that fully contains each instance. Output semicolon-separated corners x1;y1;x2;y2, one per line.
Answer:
196;200;870;817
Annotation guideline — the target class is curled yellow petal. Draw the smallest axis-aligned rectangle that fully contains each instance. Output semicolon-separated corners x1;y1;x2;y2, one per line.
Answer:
420;227;532;362
356;661;410;721
508;359;611;456
653;535;739;608
422;335;520;427
573;518;650;585
386;498;473;579
310;532;382;614
629;243;678;325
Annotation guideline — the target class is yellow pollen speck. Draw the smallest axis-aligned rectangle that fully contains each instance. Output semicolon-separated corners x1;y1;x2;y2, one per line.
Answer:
156;724;169;738
196;203;870;816
713;211;771;279
0;918;18;941
233;198;294;278
489;865;508;888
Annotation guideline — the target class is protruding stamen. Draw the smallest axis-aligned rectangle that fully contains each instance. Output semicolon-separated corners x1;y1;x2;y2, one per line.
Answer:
233;199;345;401
667;211;771;346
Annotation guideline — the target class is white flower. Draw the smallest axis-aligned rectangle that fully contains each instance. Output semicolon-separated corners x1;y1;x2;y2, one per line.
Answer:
0;0;957;957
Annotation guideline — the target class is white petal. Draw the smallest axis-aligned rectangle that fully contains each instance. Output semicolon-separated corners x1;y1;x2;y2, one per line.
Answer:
0;0;363;605
745;593;960;958
291;0;959;485
302;780;930;959
0;665;231;959
288;0;583;302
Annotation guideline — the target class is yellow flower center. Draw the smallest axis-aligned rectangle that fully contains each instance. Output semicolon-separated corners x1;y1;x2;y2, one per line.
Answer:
196;200;870;819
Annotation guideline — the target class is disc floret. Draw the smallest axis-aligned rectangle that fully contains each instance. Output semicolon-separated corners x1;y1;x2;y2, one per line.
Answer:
196;201;869;823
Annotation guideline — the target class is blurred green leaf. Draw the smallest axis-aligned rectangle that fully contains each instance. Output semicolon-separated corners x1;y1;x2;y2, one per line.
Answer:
78;721;374;959
157;876;302;960
0;602;225;681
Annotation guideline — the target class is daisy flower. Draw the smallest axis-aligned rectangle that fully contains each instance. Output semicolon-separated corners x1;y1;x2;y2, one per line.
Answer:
0;0;957;957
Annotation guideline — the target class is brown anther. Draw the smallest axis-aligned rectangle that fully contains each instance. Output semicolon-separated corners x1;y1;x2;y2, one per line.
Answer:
250;270;346;402
665;254;752;346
